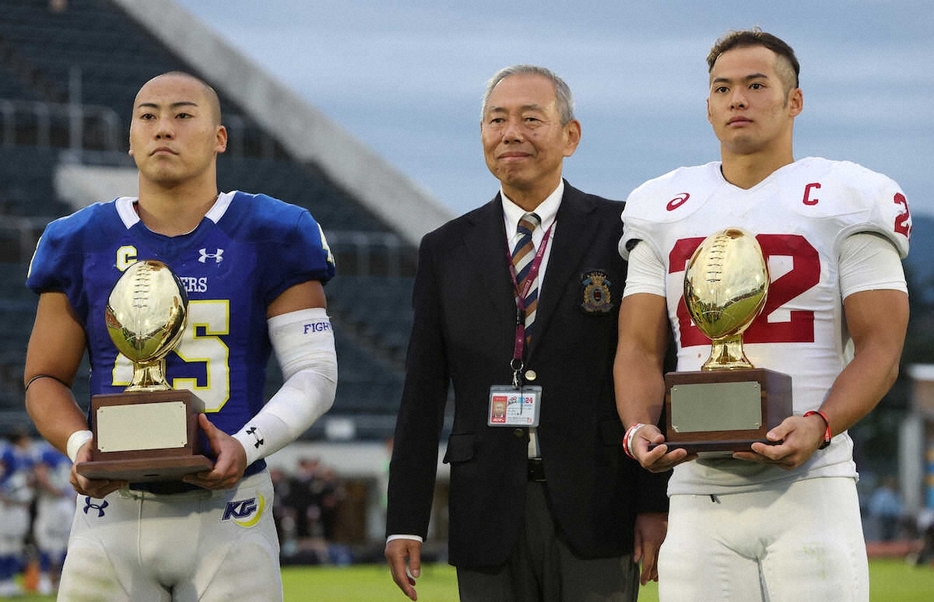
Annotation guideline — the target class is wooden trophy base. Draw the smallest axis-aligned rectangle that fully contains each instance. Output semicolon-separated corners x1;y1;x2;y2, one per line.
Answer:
655;368;792;456
75;389;213;483
75;455;214;482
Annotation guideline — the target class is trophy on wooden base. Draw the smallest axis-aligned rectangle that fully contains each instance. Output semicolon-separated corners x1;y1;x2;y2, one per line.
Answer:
658;228;792;455
75;260;213;482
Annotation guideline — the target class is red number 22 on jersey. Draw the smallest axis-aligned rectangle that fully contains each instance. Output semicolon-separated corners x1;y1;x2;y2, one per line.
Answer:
670;234;821;347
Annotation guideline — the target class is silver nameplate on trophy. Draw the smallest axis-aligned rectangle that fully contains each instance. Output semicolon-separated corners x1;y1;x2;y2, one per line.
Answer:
670;382;762;433
96;401;189;452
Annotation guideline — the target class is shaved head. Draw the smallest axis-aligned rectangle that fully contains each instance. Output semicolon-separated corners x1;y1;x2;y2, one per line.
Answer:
136;71;222;125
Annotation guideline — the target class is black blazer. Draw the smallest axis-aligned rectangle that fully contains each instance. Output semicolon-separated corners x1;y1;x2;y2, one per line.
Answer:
386;182;669;568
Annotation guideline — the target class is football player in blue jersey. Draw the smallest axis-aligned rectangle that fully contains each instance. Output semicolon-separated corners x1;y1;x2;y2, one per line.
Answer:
23;71;338;601
0;431;34;597
31;440;75;595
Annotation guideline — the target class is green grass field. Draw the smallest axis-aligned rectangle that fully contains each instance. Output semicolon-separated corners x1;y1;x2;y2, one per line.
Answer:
279;560;934;602
11;559;932;600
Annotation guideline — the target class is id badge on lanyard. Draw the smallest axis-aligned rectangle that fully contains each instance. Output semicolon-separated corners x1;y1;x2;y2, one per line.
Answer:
487;220;552;429
488;385;542;427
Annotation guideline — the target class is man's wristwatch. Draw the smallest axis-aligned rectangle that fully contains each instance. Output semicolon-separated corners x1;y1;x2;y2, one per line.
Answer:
803;410;832;450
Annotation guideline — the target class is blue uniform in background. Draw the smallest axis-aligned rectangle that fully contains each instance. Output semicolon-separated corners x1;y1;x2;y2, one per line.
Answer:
32;440;75;594
0;437;34;594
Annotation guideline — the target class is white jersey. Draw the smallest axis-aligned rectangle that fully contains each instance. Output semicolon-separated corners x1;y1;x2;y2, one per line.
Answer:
621;157;911;495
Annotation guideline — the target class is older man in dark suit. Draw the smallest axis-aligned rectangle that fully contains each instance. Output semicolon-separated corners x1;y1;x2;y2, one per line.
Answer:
385;65;669;602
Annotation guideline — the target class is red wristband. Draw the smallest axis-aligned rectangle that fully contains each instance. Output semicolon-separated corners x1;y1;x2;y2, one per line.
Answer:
803;410;832;450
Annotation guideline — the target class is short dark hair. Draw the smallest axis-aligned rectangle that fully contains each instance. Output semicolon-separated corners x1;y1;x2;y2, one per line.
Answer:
707;29;800;90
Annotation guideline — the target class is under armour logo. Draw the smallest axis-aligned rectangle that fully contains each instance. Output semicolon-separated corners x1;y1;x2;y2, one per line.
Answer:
199;248;224;263
83;497;109;518
246;426;264;449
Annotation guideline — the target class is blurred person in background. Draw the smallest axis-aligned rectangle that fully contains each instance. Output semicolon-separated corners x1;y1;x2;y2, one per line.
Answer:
32;439;75;595
0;430;35;597
868;476;904;542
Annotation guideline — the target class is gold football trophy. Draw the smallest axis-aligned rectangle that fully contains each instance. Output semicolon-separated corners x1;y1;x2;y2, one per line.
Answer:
75;260;213;482
660;228;792;455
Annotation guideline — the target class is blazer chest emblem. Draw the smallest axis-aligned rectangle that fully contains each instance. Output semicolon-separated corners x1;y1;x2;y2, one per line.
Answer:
579;270;614;314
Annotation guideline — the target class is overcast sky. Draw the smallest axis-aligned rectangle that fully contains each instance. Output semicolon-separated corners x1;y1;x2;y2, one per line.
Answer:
174;0;933;221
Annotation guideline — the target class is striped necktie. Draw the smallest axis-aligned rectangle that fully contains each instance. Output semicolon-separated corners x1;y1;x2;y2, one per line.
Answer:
512;212;542;344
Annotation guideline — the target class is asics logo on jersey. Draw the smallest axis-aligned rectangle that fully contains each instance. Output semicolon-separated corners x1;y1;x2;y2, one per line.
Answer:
223;494;265;527
199;248;224;263
83;497;109;518
666;193;690;211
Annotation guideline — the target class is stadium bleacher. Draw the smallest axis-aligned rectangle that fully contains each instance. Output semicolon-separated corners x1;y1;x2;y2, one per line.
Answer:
0;0;423;439
216;157;388;234
0;146;72;217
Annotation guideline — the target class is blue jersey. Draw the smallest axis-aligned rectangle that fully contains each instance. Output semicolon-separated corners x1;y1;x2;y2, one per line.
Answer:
33;440;73;499
0;441;35;504
27;191;336;470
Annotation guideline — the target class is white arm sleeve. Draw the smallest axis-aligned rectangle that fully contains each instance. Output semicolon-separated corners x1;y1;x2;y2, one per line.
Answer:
839;232;908;299
622;240;667;298
232;307;338;466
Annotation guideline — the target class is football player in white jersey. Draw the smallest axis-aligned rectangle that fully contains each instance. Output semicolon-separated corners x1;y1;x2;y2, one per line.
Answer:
23;72;337;601
614;29;911;602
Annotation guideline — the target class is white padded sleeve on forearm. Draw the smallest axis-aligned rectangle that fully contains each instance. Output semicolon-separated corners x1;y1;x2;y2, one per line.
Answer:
233;308;337;465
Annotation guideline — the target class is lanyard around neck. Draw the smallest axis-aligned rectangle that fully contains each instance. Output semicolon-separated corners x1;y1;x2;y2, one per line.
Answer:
505;221;554;387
